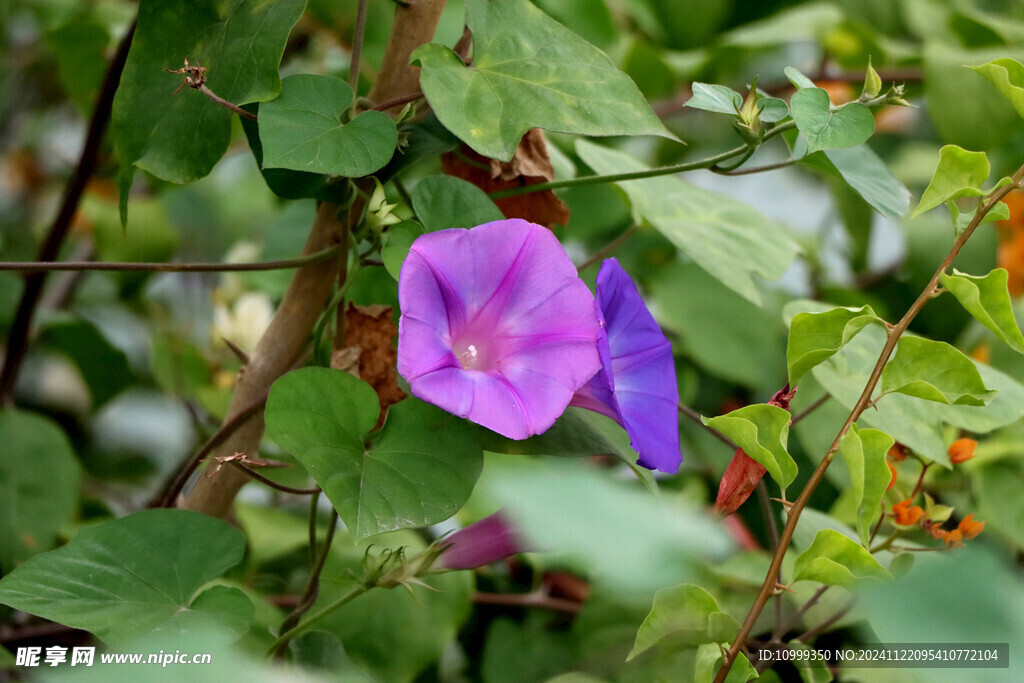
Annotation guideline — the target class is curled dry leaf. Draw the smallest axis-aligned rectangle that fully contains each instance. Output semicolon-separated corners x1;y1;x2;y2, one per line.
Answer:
441;128;570;228
338;303;406;426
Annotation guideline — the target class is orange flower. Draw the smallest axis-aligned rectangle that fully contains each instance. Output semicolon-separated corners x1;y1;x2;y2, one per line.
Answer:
887;443;908;461
886;461;898;491
924;521;945;540
997;190;1024;296
948;438;977;465
943;529;964;549
892;499;924;526
958;513;985;540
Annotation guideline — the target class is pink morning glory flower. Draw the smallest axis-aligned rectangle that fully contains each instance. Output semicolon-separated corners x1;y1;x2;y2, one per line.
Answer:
570;258;681;473
439;510;525;570
397;219;601;439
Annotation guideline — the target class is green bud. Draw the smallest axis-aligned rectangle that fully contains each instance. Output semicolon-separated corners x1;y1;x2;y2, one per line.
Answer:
734;77;762;143
885;83;912;108
364;178;402;237
862;56;882;99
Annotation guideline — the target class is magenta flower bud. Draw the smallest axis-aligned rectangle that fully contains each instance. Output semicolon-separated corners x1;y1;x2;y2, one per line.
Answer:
570;258;681;473
440;511;525;570
398;219;602;439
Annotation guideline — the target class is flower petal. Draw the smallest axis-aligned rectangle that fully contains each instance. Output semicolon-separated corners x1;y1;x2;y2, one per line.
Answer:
398;219;601;439
574;258;681;473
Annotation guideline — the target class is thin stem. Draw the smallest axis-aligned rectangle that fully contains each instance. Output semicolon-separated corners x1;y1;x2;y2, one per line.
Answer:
198;85;258;121
489;121;797;200
268;582;370;658
755;481;784;641
576;225;639;272
0;19;136;406
714;163;1024;682
472;591;583;614
775;585;829;641
151;394;268;509
790;394;830;426
0;244;343;273
349;0;369;117
370;90;424;112
227;461;321;495
910;462;931;499
714;158;799;176
678;403;737;450
796;597;856;644
278;509;340;637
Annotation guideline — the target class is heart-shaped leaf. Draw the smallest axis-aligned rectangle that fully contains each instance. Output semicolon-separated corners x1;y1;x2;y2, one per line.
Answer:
0;510;251;645
628;584;739;660
408;176;504;232
940;268;1024;354
576;139;800;305
258;75;398;177
792;529;891;587
837;425;894;546
0;411;81;573
786;304;882;386
913;145;990;217
880;336;998;406
790;87;874;153
702;404;797;490
113;0;305;210
264;368;483;541
412;0;675;161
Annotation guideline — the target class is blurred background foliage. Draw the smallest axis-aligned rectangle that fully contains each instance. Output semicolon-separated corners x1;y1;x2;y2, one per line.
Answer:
3;0;1024;681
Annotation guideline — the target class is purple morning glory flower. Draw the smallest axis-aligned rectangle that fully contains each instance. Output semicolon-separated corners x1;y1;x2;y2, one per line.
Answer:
439;510;525;570
397;219;601;439
570;258;681;473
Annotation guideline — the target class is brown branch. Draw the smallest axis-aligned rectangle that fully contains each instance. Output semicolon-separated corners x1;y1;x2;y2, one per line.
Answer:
0;19;137;406
575;225;639;272
367;0;447;107
177;202;345;517
371;90;424;112
151;395;268;508
714;164;1024;681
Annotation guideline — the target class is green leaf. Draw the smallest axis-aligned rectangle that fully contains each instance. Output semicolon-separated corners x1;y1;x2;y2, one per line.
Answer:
240;104;349;203
784;65;817;89
40;315;134;407
790;88;874;153
702;404;797;490
576;139;800;305
792;529;891;588
947;194;1010;236
913;145;990;217
408;175;504;232
821;145;912;219
0;411;81;573
628;584;740;659
481;408;638;464
694;644;758;683
653;263;786;392
940;268;1024;354
812;325;1024;465
478;456;733;593
880;336;998;406
412;0;675;161
112;0;305;190
0;509;252;645
382;220;426;280
787;305;882;386
759;96;790;122
45;18;109;112
264;368;483;541
968;57;1024;118
258;75;398;177
837;425;894;545
685;83;742;114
